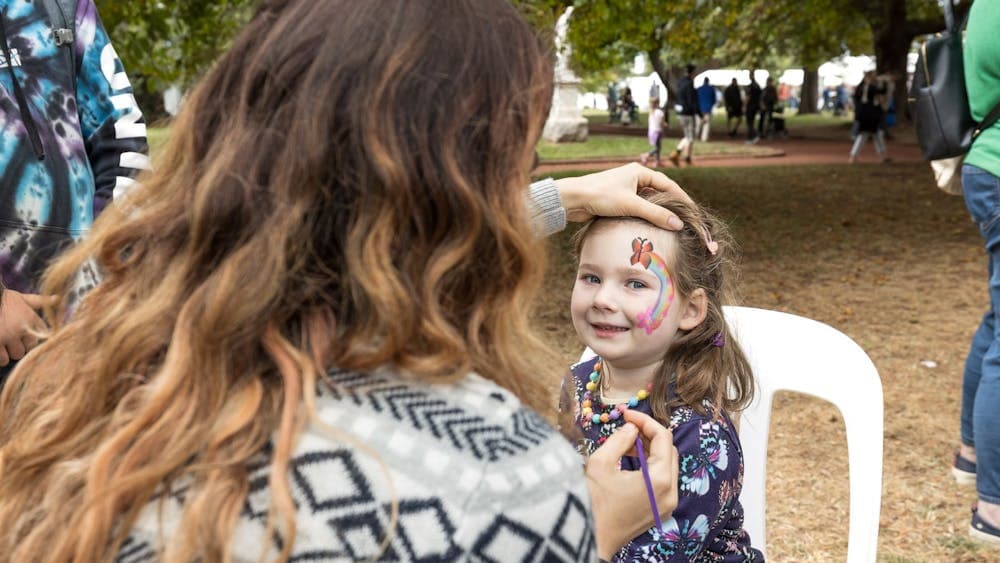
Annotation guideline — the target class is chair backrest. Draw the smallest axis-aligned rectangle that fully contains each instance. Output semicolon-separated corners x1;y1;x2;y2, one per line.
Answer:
725;306;883;562
577;306;883;562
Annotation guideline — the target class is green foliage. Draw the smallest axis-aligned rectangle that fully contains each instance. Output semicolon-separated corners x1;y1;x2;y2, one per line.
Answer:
717;0;869;69
565;0;733;77
95;0;256;92
510;0;572;35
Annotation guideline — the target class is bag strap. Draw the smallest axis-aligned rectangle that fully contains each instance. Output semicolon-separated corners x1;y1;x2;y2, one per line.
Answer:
973;101;1000;143
43;0;75;83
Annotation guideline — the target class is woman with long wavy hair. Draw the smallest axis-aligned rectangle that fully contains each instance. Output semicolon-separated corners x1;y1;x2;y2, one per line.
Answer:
0;1;683;561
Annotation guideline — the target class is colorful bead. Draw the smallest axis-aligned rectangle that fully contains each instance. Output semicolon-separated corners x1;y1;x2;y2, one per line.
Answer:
580;358;655;430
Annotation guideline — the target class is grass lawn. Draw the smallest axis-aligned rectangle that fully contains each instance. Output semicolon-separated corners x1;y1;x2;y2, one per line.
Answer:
537;134;776;160
534;163;992;562
147;126;169;157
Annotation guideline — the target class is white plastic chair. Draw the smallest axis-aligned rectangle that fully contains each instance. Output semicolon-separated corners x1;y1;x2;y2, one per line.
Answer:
578;306;883;562
724;306;883;562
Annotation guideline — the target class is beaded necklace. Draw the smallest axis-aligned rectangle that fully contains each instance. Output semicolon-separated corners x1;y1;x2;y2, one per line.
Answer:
579;359;654;430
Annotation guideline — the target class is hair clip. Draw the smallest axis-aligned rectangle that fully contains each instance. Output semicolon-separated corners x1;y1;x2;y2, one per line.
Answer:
711;332;725;347
703;228;719;256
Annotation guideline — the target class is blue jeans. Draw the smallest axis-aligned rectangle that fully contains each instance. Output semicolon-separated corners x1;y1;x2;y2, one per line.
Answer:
961;163;1000;504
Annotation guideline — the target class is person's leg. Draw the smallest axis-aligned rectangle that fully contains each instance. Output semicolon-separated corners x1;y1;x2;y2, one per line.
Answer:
975;248;1000;532
682;115;695;162
746;110;757;141
670;120;688;167
960;164;1000;535
848;133;865;163
653;135;662;166
700;114;710;142
874;129;887;160
963;308;993;458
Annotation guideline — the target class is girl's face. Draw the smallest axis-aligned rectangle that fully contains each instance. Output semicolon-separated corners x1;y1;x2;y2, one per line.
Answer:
572;222;699;372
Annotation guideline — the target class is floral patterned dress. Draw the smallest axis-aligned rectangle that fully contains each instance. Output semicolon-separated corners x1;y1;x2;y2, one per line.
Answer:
566;356;764;562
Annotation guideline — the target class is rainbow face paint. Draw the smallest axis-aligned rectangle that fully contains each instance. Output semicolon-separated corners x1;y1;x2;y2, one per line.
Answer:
630;237;675;334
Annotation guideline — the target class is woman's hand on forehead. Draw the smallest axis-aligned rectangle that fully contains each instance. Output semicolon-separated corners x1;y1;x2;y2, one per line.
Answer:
554;164;689;230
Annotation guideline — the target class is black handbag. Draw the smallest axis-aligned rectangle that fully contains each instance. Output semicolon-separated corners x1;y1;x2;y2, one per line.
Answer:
911;1;1000;161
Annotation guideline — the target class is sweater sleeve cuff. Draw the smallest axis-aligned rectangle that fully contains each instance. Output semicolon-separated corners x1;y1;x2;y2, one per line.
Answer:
528;177;566;237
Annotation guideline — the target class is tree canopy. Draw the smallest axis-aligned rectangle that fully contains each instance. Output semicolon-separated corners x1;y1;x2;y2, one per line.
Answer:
96;0;255;116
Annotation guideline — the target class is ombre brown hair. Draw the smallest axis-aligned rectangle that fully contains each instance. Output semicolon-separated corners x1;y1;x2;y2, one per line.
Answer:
0;0;554;561
573;193;755;423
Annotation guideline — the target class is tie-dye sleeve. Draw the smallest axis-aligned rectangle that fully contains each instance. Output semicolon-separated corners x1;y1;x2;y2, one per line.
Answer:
72;0;149;215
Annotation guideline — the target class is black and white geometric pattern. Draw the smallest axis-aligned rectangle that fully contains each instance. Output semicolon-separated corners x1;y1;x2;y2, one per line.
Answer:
118;369;596;562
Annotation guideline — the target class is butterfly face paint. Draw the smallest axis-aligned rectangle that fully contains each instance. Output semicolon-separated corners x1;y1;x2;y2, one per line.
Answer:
630;237;675;334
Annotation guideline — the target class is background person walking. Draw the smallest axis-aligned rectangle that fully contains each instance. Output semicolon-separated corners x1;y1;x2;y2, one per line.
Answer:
848;71;888;163
724;78;743;137
745;71;762;144
668;64;700;167
697;76;717;142
640;98;666;167
758;77;778;139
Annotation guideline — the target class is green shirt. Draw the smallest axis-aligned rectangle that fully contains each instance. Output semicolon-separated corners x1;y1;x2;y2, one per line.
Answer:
965;0;1000;177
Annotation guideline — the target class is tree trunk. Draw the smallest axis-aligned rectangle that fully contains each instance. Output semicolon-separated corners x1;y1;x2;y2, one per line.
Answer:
647;50;677;124
872;15;911;123
798;67;819;115
863;0;959;124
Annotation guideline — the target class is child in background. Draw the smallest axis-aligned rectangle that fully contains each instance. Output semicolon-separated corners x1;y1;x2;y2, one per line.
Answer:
566;193;763;561
641;98;666;167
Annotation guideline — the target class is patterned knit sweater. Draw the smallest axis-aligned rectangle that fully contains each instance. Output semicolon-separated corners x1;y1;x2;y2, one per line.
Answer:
118;369;596;562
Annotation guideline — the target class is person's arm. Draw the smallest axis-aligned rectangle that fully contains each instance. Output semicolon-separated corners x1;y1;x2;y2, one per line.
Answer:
586;410;679;560
74;0;150;215
527;164;690;237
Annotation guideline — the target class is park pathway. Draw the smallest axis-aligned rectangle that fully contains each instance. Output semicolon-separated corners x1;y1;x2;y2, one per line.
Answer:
535;135;925;175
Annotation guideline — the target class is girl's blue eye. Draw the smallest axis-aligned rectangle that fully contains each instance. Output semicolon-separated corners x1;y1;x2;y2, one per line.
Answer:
581;274;600;284
626;280;647;290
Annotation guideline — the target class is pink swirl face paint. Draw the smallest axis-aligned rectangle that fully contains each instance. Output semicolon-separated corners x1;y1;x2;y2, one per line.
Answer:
630;237;675;335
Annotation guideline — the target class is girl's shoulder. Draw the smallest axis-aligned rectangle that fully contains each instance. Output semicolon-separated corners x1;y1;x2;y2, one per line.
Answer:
668;398;739;443
568;355;600;386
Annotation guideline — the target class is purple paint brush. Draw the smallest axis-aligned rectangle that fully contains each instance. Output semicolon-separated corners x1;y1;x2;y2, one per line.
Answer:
635;435;664;533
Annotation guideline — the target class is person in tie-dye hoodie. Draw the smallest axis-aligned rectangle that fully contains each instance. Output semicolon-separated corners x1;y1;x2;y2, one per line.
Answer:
0;0;147;370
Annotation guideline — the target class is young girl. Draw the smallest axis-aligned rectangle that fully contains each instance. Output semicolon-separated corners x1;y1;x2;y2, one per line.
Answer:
566;193;763;561
640;98;665;167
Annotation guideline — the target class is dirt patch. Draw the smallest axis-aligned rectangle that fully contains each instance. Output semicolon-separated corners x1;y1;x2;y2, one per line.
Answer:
535;163;997;561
